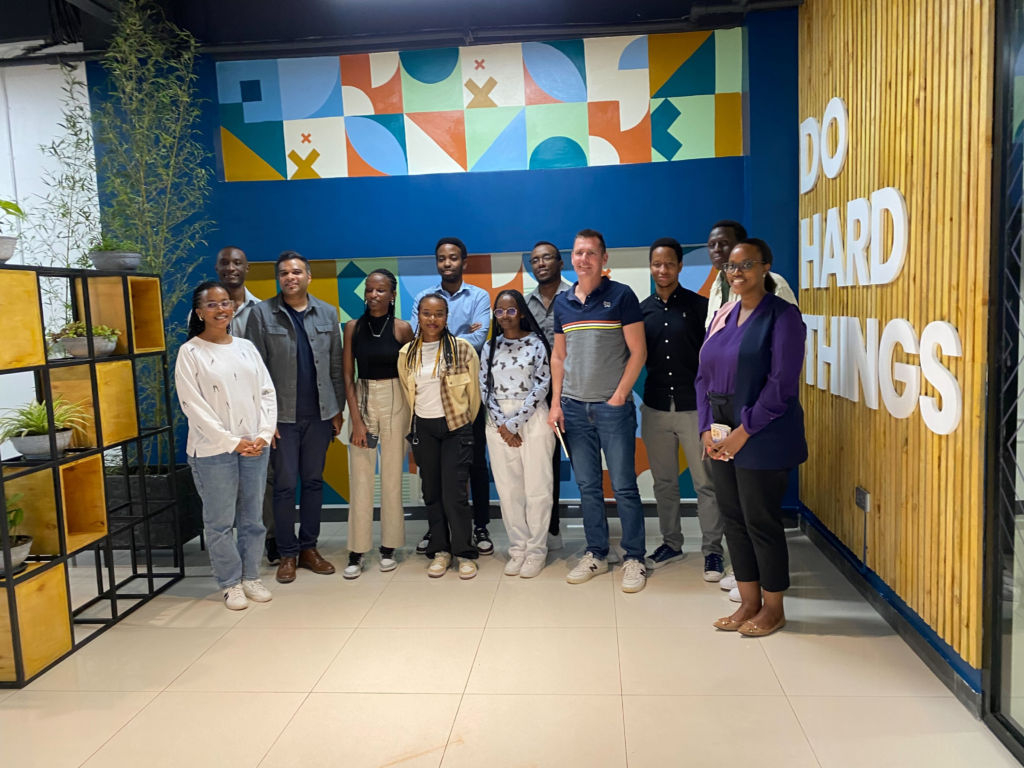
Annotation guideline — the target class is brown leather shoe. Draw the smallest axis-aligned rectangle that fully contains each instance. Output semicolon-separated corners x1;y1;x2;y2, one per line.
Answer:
276;556;297;584
299;548;336;575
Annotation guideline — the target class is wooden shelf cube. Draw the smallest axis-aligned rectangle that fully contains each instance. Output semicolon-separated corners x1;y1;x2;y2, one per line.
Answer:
59;455;107;554
50;361;138;449
128;277;165;353
0;564;72;681
0;270;46;370
74;277;129;356
2;468;59;557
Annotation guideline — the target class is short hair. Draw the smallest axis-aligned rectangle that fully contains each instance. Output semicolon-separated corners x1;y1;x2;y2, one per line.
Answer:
276;250;310;273
216;245;246;260
435;236;467;260
711;219;747;241
532;240;562;256
649;237;683;263
574;228;606;252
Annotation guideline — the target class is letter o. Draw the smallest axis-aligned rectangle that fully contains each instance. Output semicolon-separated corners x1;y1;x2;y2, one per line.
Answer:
820;97;849;180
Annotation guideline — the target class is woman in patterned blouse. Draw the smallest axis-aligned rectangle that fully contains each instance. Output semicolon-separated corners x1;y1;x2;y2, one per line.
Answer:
480;290;556;578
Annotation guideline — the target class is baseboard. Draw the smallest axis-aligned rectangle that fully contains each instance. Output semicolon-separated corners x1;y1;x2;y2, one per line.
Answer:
320;501;699;522
798;505;983;717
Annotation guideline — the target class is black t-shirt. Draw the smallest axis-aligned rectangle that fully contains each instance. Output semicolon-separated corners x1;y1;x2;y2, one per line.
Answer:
640;286;708;412
282;302;322;419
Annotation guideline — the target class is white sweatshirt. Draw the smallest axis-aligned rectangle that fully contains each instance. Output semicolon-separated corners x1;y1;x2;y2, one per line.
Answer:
175;336;278;457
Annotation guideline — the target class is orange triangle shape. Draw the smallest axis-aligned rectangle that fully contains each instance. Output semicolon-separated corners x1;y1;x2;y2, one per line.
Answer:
406;111;467;170
221;127;284;181
649;31;712;96
524;61;562;105
346;140;386;177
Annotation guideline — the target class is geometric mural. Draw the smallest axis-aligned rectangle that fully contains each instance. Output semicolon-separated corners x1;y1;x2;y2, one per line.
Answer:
242;245;713;505
216;30;746;182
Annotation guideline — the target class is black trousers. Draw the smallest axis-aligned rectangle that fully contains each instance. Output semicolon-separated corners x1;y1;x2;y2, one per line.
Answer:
413;417;479;559
470;408;491;528
271;418;334;558
550;441;561;535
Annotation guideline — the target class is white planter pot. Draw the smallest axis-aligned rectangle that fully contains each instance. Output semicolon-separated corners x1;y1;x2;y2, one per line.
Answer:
59;336;117;358
0;536;33;575
0;235;17;262
9;429;74;459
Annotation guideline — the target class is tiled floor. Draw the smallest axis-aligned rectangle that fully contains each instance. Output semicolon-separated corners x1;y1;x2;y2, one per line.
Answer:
1;518;1018;768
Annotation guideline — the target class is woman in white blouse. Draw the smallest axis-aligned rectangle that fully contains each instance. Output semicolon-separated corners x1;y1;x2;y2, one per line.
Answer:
176;281;278;611
480;290;555;578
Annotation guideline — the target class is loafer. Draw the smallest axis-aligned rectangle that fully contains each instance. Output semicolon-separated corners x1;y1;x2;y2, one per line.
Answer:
276;556;297;584
299;548;336;575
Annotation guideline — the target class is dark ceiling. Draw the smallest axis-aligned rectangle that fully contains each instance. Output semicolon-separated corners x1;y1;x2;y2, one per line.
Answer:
3;0;801;62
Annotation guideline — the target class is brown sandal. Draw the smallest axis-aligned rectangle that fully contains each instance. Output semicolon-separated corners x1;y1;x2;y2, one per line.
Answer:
737;618;786;637
713;616;747;631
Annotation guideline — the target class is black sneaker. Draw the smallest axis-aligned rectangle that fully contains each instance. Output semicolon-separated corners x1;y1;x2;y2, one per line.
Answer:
265;537;281;565
703;553;725;582
474;526;494;555
416;531;431;555
343;551;364;580
646;543;685;569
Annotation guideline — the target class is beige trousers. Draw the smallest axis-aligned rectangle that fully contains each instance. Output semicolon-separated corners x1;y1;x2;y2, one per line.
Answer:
347;378;411;553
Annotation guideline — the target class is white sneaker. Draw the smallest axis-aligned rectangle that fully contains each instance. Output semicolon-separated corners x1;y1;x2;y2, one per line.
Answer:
379;552;398;572
567;552;609;584
606;548;621;564
520;555;545;579
343;554;364;580
428;552;452;578
224;584;248;611
241;579;272;603
729;586;741;602
621;560;647;593
547;532;564;551
720;574;737;591
504;555;526;576
458;558;478;579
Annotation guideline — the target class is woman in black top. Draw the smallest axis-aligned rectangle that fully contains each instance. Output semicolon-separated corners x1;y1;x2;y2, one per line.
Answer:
342;269;414;579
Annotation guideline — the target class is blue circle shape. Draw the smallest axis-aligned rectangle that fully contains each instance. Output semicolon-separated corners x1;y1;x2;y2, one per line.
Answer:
529;136;588;170
399;48;460;84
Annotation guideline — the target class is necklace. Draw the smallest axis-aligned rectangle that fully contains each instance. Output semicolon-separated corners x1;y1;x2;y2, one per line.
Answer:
367;314;390;338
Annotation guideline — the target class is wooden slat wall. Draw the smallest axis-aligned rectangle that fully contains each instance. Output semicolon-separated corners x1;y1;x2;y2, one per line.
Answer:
798;0;993;667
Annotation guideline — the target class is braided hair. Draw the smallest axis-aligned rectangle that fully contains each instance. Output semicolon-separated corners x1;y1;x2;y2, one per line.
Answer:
405;292;461;376
187;280;227;340
352;268;398;355
482;289;551;405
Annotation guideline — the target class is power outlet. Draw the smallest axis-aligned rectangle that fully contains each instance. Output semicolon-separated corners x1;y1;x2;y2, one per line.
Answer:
855;486;870;513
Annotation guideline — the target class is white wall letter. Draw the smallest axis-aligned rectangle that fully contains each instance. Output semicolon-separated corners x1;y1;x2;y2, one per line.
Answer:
870;187;909;285
804;314;820;386
801;213;822;290
817;315;840;393
819;206;847;288
820;97;849;179
799;116;821;195
843;316;879;409
845;197;871;285
879;318;920;419
919;321;963;435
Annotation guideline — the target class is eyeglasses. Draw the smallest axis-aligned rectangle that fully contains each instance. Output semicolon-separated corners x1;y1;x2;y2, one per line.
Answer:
493;308;518;318
529;254;559;266
723;260;767;274
202;300;234;311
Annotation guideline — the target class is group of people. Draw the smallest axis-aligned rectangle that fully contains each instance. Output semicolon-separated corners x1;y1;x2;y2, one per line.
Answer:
176;220;806;638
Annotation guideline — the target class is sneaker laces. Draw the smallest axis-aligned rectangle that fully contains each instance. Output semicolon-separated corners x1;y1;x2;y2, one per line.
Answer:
226;584;245;599
623;560;645;579
348;552;362;567
379;546;395;558
576;552;598;570
242;578;263;588
705;553;724;571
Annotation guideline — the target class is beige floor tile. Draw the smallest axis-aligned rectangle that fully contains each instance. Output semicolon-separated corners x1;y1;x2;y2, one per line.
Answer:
261;692;461;768
0;691;157;768
168;627;352;692
762;633;952;697
623;695;817;766
487;579;615;628
0;690;13;704
360;580;499;628
790;696;1018;767
118;596;248;629
612;575;738;628
235;580;386;628
618;627;783;696
466;627;620;694
315;628;483;693
393;552;509;581
83;691;306;768
27;628;227;692
442;694;626;768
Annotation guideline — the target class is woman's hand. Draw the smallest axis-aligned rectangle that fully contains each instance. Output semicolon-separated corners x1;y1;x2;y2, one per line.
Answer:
498;424;521;447
708;425;750;461
234;439;254;454
351;420;369;449
700;431;715;459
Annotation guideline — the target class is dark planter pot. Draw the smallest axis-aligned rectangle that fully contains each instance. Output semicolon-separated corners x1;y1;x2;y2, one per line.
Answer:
106;466;202;550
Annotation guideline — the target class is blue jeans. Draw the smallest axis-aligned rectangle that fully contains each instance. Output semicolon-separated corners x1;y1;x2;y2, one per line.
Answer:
188;450;270;589
561;396;646;562
272;418;335;557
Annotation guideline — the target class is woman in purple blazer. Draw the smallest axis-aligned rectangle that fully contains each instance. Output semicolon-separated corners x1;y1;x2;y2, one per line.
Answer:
695;238;807;637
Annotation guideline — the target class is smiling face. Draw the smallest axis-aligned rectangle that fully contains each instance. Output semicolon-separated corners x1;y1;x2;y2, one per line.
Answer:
418;296;448;342
494;293;520;334
708;226;740;271
571;236;608;280
436;244;466;283
197;286;234;331
650;246;682;290
529;244;562;284
215;248;248;289
277;258;311;298
725;243;769;298
364;273;393;315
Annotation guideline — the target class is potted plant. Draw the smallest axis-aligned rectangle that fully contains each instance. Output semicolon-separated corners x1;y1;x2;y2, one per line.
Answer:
51;321;122;358
1;494;31;575
88;234;143;272
0;397;89;459
0;199;25;263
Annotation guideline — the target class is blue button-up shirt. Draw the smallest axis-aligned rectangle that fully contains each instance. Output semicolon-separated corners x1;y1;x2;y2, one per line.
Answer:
411;282;491;353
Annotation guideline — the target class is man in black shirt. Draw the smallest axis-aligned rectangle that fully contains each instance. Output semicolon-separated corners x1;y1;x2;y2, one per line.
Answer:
640;238;725;581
